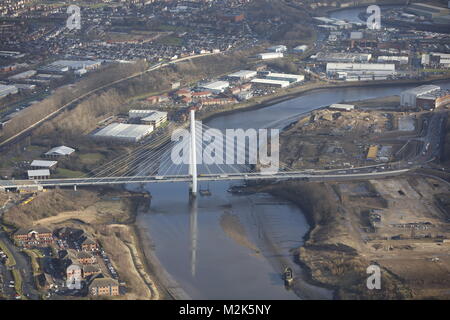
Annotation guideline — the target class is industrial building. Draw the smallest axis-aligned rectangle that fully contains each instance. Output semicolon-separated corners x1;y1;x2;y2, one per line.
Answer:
250;78;290;88
140;111;168;128
129;109;158;119
265;72;304;83
416;89;450;110
314;52;372;63
227;70;257;80
39;60;102;73
257;52;284;60
405;3;450;19
94;123;154;143
8;70;37;80
267;45;287;53
326;63;396;81
0;84;18;98
199;80;230;93
377;56;409;65
400;85;441;108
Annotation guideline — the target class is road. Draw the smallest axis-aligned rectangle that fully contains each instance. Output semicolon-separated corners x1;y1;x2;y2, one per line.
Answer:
0;169;411;191
0;231;40;300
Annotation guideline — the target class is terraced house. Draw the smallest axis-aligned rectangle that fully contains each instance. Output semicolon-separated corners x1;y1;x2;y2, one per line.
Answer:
13;227;54;247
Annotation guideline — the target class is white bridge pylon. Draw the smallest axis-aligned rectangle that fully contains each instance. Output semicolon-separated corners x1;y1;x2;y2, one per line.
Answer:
189;109;198;196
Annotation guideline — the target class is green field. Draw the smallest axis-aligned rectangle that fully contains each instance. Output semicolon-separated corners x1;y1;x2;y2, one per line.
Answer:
79;152;104;165
55;168;84;178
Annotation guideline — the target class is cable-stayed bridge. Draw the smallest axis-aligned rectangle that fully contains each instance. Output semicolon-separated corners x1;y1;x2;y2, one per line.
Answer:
0;110;411;194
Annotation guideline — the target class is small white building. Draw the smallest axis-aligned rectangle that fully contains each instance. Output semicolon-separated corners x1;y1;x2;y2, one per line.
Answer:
45;146;75;158
27;169;50;180
257;52;284;60
30;160;58;170
329;104;355;111
267;45;287;53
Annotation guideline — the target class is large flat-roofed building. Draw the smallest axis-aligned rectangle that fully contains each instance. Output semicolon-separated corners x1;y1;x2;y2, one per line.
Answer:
199;80;230;94
250;78;290;88
326;63;396;80
405;3;450;19
39;60;102;74
129;109;156;119
227;70;257;80
141;111;168;128
315;52;372;63
0;84;18;98
400;85;441;108
377;56;409;64
94;123;154;143
257;52;284;60
265;72;304;83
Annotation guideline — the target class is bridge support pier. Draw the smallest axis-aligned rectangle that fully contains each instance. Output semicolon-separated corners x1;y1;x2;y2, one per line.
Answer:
189;109;198;197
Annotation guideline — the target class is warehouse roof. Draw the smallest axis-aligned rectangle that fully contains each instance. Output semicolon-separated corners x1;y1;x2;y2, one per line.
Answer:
45;146;75;156
31;160;58;168
27;169;50;177
251;78;290;87
228;70;257;78
94;123;154;140
401;85;440;96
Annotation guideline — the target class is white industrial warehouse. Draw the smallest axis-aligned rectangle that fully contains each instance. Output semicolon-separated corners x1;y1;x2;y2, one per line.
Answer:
326;63;396;81
265;72;305;83
199;80;230;93
400;85;441;108
94;123;154;143
257;52;284;60
251;78;290;88
227;70;258;80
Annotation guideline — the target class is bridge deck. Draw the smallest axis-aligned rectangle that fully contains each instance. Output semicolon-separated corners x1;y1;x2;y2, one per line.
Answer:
0;169;410;190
